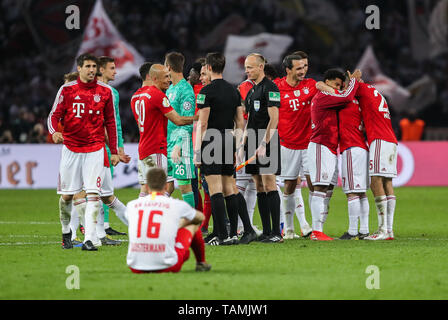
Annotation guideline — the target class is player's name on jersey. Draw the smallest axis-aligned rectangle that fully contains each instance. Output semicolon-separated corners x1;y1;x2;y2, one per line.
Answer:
130;242;166;253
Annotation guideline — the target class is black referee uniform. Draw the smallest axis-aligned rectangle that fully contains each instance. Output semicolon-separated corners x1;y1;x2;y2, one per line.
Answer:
197;78;255;244
244;76;283;239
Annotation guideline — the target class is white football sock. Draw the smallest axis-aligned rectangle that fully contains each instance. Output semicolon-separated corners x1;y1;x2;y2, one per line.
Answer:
84;195;100;243
386;195;396;233
359;195;370;234
70;206;78;240
311;191;326;232
347;196;360;236
294;187;310;231
59;197;72;234
96;205;106;239
374;195;388;232
283;192;296;231
107;196;128;226
245;181;257;225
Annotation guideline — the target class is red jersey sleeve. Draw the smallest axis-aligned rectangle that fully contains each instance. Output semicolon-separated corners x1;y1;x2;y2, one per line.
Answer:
103;91;118;154
317;78;359;109
47;85;66;135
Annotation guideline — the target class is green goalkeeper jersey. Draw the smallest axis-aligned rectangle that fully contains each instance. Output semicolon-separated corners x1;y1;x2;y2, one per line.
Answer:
166;78;195;150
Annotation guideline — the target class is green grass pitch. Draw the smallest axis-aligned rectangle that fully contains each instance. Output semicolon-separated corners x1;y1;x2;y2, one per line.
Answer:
0;187;447;300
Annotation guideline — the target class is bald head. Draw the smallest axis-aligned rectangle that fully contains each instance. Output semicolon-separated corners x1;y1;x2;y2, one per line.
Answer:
149;64;171;91
245;53;266;83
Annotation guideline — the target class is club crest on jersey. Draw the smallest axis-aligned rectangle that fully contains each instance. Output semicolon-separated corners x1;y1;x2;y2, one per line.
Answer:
183;101;192;111
294;90;301;97
303;87;309;95
254;100;260;111
93;94;101;103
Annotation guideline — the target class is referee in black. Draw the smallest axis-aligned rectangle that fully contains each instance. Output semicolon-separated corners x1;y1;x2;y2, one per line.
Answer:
194;52;257;245
238;53;283;243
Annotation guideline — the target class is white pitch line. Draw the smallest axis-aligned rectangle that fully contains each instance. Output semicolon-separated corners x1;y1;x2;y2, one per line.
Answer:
0;221;59;225
0;241;60;246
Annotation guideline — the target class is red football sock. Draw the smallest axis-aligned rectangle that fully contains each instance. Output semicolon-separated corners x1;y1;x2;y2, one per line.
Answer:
191;229;206;263
196;190;203;212
202;192;212;230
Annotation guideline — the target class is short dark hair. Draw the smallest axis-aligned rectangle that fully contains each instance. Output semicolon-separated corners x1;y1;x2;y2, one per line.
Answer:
63;72;79;83
323;69;346;82
264;63;278;80
139;62;154;80
165;52;185;73
98;56;115;70
191;61;202;74
196;57;206;66
205;52;225;74
283;51;308;70
76;53;98;67
146;168;167;191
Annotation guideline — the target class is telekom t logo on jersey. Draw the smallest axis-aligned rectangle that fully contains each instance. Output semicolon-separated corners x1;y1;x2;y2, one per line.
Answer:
72;103;85;118
289;99;300;111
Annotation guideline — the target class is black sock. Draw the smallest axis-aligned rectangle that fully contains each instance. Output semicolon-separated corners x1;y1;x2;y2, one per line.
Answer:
267;190;281;236
236;192;254;234
210;193;229;240
257;192;271;236
224;194;239;237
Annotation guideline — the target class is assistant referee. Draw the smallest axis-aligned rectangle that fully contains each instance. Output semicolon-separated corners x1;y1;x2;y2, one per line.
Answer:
194;52;257;245
239;53;283;243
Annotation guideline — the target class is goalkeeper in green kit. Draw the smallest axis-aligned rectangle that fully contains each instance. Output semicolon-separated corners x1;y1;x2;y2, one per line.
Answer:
164;52;196;208
97;56;131;236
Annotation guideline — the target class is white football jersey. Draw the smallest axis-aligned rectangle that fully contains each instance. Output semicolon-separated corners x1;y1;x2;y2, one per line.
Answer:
126;193;196;271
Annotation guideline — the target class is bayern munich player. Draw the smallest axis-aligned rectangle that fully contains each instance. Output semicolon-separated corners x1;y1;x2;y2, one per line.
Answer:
48;53;119;251
307;69;361;241
357;82;398;240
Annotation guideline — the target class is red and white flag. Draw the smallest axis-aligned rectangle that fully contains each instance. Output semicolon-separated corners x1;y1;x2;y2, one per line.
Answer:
223;33;293;84
356;45;410;112
75;0;144;85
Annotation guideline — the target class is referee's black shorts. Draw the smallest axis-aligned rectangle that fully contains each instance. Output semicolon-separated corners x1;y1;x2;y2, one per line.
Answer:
200;131;235;177
245;134;281;176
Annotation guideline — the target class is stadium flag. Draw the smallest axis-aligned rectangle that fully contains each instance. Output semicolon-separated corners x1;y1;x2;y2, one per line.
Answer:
407;0;431;61
356;45;410;112
223;33;293;84
74;0;144;85
428;0;448;58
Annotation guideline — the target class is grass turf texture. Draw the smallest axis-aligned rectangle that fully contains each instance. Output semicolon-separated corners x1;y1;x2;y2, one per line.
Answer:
0;187;447;300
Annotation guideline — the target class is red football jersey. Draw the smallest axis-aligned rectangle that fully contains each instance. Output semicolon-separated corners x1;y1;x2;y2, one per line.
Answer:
310;78;359;154
238;79;255;121
356;82;397;145
274;77;317;149
47;77;118;154
338;98;368;153
131;85;174;160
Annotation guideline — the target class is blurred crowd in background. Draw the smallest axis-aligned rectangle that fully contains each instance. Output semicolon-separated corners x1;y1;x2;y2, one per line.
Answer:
1;0;447;144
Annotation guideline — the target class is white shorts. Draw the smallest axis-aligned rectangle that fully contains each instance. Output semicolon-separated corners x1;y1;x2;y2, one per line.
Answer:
138;153;174;185
100;167;114;197
58;146;105;195
369;139;397;178
280;146;308;181
235;163;252;181
307;142;338;186
341;147;369;194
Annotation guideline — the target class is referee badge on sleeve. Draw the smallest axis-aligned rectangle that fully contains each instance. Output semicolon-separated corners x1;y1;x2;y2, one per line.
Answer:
254;100;260;111
196;94;205;105
269;91;280;102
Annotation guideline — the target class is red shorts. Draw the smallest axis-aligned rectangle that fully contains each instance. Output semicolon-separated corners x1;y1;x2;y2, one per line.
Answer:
129;228;193;274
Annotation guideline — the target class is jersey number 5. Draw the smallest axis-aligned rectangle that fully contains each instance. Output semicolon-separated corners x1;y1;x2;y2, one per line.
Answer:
137;210;163;238
134;99;146;132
